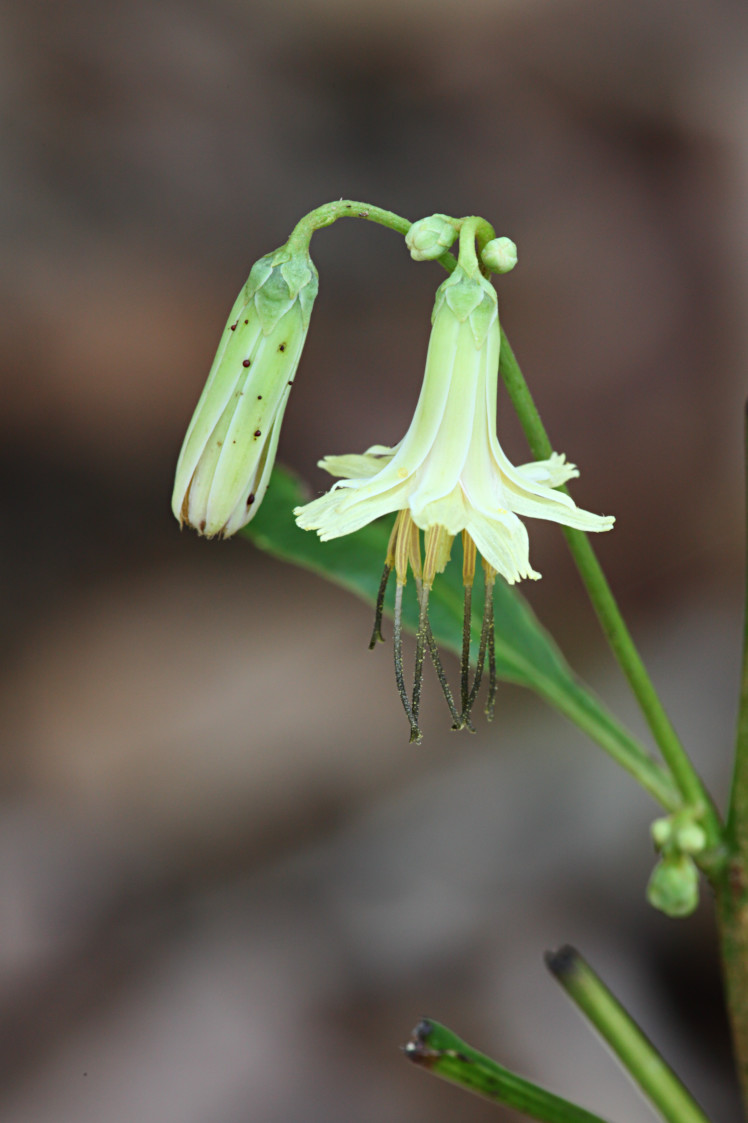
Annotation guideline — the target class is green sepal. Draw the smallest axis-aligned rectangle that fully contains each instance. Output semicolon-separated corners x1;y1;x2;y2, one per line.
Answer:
433;266;498;348
249;246;319;335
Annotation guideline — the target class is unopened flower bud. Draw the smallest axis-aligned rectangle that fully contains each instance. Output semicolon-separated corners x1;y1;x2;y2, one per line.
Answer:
650;817;672;849
481;237;518;275
646;854;699;918
405;214;457;261
172;245;318;538
673;822;707;855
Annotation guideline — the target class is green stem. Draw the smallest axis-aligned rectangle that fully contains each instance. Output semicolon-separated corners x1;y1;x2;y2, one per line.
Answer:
727;403;748;844
457;215;496;276
498;328;724;861
546;947;711;1123
714;403;748;1113
404;1018;611;1123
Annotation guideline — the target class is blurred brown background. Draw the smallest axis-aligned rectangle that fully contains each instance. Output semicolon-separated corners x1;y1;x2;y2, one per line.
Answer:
0;0;746;1119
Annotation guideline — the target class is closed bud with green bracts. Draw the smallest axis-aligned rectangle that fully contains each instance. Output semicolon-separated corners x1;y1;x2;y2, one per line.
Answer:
172;245;318;537
646;853;699;917
481;236;518;275
405;214;457;261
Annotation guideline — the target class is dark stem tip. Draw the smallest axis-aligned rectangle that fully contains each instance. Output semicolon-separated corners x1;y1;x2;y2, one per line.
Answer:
403;1019;436;1065
544;944;580;978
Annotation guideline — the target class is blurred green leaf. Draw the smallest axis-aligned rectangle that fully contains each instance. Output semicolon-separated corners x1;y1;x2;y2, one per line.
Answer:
404;1018;610;1123
244;467;677;808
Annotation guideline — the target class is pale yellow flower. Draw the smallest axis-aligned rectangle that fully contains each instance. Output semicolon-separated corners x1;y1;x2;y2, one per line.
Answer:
295;262;614;739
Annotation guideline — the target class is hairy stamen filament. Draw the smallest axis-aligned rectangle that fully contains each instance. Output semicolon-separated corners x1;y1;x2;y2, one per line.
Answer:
394;581;420;741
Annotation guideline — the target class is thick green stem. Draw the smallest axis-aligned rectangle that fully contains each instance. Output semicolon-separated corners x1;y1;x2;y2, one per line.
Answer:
546;947;711;1123
715;876;748;1113
498;328;724;861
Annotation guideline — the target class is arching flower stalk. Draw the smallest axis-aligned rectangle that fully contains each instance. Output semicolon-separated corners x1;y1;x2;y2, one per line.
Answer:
295;223;615;741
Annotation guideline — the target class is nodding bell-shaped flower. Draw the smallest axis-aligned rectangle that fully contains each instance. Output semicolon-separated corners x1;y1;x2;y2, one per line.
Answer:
294;252;614;742
172;245;318;538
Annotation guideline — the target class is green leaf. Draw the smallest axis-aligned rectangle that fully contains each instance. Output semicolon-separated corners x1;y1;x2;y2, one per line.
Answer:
404;1018;611;1123
244;467;678;810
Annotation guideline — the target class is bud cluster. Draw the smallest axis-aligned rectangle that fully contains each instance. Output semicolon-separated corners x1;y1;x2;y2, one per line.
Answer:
646;810;706;917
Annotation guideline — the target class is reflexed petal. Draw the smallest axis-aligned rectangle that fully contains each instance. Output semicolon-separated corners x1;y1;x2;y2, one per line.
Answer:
467;509;540;584
319;451;393;479
517;452;579;488
294;479;410;539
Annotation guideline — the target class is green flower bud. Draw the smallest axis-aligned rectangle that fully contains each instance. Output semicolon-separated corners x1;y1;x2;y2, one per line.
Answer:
172;244;318;538
673;822;707;855
405;214;457;261
646;854;699;918
481;236;518;275
650;817;672;849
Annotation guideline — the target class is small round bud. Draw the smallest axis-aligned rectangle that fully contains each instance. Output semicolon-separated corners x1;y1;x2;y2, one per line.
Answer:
674;822;707;855
406;215;457;261
481;236;518;274
646;855;699;918
650;817;672;849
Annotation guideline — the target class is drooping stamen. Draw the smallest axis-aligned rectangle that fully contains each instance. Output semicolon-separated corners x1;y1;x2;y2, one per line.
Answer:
407;516;422;582
460;531;477;716
461;584;472;714
461;567;493;729
484;564;497;720
394;581;420;742
369;563;392;649
369;514;402;648
410;573;463;730
410;581;430;741
425;624;462;729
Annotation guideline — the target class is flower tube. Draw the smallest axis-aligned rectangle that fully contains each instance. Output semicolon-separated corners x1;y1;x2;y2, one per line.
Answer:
172;245;318;538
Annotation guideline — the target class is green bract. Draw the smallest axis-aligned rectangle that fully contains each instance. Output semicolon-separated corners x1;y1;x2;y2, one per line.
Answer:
172;244;318;538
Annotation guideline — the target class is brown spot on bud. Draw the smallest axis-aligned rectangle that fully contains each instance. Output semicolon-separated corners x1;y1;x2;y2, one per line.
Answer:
230;322;237;331
242;359;251;368
278;343;286;352
254;429;261;437
246;493;256;507
257;394;262;400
